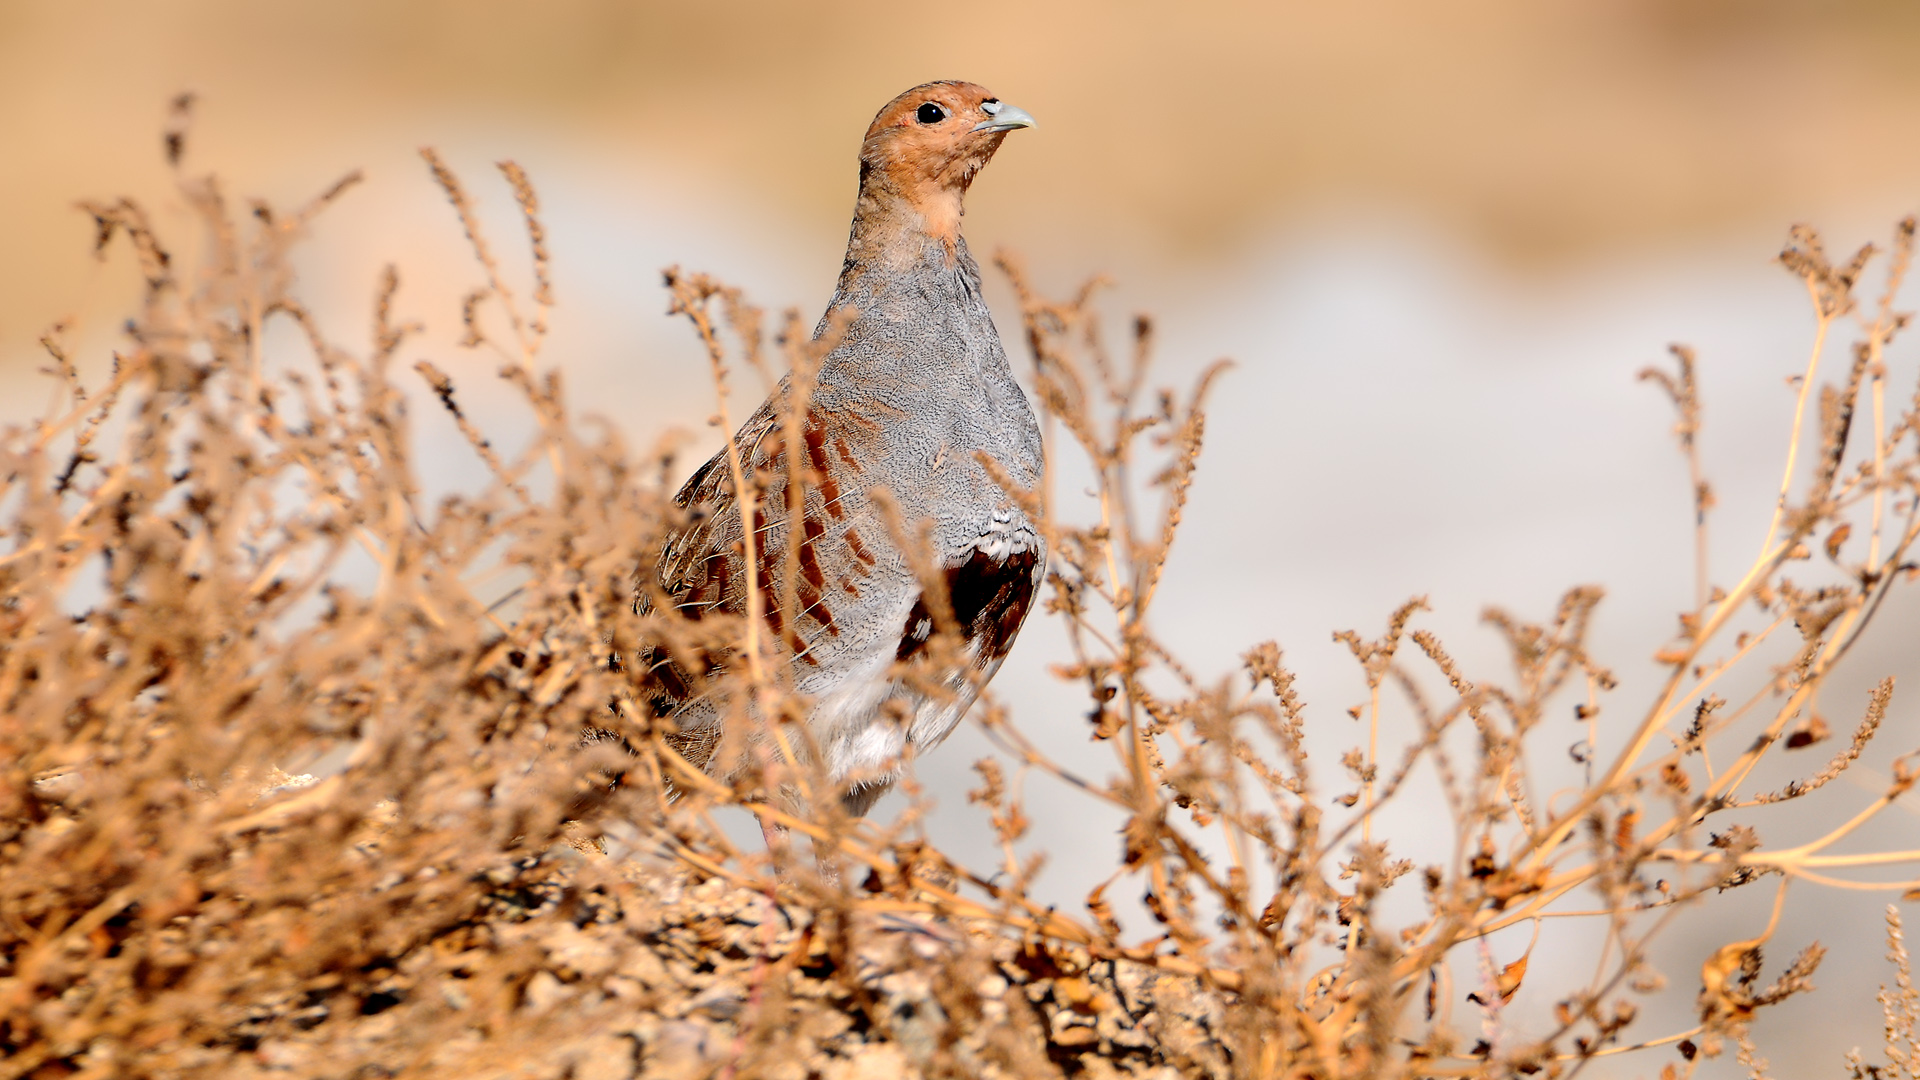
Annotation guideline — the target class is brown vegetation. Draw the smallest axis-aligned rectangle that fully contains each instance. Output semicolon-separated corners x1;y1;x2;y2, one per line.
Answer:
3;111;1920;1079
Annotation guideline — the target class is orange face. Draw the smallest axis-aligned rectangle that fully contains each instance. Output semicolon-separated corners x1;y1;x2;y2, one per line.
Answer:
858;81;1036;207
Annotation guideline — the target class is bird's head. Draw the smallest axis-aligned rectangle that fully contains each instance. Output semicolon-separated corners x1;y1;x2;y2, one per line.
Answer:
856;80;1036;244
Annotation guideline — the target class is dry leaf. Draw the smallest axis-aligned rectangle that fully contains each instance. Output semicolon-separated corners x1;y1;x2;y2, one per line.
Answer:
1614;808;1640;852
1698;939;1760;1023
1825;522;1852;560
1468;954;1529;1006
1786;714;1830;749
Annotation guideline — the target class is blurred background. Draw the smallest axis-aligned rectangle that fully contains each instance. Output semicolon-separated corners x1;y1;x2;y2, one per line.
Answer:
7;1;1920;1074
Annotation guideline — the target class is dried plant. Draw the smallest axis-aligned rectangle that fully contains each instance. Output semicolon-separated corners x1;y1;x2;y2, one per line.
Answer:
1847;906;1920;1080
2;108;1917;1080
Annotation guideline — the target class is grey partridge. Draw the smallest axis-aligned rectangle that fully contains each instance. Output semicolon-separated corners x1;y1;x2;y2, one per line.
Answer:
646;81;1045;817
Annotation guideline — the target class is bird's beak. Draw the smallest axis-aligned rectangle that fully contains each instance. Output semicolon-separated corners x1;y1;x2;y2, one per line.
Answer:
971;102;1037;134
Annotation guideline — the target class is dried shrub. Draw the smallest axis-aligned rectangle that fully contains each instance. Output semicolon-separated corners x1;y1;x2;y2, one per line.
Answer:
3;109;1918;1080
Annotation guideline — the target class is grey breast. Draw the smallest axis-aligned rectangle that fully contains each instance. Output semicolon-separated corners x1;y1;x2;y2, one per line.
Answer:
815;235;1044;554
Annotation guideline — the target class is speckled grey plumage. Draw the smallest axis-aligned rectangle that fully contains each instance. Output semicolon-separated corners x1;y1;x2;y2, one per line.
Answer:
647;81;1045;815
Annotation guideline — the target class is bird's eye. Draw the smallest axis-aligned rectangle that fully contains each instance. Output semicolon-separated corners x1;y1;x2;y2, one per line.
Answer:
980;100;1002;116
916;102;947;124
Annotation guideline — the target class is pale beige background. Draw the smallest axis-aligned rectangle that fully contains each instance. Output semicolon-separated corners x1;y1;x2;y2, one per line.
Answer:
6;3;1920;1074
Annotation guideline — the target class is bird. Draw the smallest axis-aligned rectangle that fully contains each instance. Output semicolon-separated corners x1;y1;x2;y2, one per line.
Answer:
639;81;1045;820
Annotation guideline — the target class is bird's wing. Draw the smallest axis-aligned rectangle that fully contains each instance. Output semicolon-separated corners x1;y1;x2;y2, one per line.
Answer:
656;399;885;654
657;400;782;620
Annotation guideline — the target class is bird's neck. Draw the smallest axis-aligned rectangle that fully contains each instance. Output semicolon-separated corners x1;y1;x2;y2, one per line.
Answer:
837;179;966;286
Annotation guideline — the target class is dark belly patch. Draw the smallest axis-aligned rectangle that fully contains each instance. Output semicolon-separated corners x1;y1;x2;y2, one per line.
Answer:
896;545;1039;665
